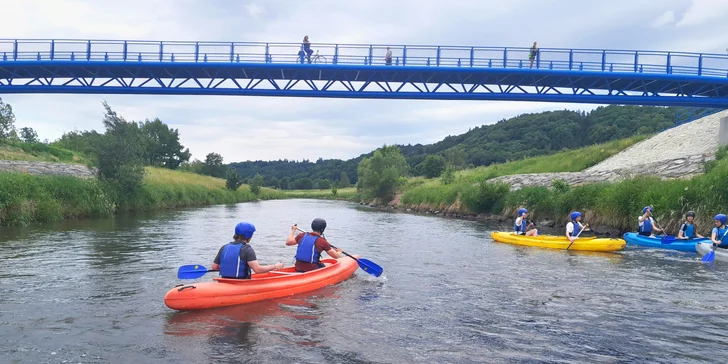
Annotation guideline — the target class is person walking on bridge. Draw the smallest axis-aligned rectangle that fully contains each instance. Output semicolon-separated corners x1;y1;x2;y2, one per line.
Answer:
385;47;393;65
529;41;538;68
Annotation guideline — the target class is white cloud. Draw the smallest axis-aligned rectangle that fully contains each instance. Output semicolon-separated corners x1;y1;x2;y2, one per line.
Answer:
245;3;264;19
650;10;676;28
677;0;728;27
0;0;724;162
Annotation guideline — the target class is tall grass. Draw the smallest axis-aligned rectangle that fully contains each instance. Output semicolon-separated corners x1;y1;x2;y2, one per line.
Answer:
283;187;359;200
0;167;286;226
0;140;87;164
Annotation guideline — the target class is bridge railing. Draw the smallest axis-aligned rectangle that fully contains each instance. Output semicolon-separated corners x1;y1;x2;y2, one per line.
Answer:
1;39;727;77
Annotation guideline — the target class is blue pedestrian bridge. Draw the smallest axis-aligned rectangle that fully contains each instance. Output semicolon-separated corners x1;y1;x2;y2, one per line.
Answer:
0;39;727;107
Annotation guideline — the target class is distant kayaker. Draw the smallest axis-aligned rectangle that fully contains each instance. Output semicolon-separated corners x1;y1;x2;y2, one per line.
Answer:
638;206;664;237
212;222;284;279
710;214;728;249
678;211;703;239
566;211;589;242
286;218;343;272
514;208;538;236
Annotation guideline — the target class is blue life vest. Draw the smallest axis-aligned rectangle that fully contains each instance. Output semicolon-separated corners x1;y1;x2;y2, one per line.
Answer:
570;221;582;237
219;243;251;279
716;226;728;245
514;218;528;233
639;217;653;234
295;234;321;264
680;222;696;239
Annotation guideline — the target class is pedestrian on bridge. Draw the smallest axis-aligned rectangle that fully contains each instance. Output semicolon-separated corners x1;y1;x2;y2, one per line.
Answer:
385;47;393;65
529;41;538;68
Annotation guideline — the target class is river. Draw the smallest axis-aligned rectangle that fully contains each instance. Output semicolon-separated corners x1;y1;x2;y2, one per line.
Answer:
1;199;727;363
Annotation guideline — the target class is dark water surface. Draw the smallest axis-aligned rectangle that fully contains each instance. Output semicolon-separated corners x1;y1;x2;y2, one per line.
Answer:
1;199;727;363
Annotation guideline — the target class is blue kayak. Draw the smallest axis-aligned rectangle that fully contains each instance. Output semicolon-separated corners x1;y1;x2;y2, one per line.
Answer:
622;232;708;252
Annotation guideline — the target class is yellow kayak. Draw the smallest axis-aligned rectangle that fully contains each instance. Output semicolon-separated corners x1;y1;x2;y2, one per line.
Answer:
490;232;626;252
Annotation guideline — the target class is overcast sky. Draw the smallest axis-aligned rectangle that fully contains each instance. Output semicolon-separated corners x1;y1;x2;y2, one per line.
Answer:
0;0;726;163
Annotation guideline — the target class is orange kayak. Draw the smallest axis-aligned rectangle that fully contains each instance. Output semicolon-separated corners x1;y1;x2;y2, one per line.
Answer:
164;256;359;311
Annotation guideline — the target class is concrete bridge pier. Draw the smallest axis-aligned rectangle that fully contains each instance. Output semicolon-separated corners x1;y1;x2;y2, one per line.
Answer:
721;116;728;146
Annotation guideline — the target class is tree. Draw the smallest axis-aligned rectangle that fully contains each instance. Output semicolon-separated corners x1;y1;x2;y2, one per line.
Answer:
225;168;243;191
279;176;291;190
0;97;16;139
95;101;147;204
294;177;313;189
19;127;39;143
356;145;409;202
202;152;226;178
331;184;338;196
443;148;467;170
417;154;446;178
316;178;331;190
249;173;264;195
140;118;191;169
338;171;351;187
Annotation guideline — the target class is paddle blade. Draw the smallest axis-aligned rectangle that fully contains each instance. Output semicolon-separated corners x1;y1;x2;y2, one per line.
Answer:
661;236;676;244
702;250;716;263
178;264;210;279
356;258;384;277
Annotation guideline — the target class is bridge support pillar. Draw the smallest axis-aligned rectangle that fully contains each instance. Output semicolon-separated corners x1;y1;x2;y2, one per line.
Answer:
720;116;728;147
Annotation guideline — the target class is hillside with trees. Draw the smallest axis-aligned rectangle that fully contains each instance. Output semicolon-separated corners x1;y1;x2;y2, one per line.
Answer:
228;105;678;189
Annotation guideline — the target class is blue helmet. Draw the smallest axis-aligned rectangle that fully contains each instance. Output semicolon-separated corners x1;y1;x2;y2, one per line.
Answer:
715;214;727;225
642;206;652;214
234;222;256;239
517;208;528;216
570;211;582;221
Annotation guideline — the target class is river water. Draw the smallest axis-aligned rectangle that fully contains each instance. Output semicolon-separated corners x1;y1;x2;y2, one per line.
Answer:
1;199;727;363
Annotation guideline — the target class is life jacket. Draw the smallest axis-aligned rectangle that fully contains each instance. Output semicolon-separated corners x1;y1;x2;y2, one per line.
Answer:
680;222;696;239
716;226;728;245
639;217;653;234
514;218;528;233
219;243;251;279
570;221;582;237
295;234;321;264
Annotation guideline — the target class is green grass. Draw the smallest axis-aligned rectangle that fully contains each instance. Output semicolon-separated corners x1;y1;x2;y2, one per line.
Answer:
400;136;646;210
283;187;358;200
0;166;286;226
0;140;88;164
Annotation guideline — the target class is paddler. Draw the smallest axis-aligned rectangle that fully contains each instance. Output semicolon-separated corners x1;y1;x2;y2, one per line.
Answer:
212;222;283;279
677;211;703;239
710;214;728;249
514;208;538;236
566;211;590;242
286;218;343;272
638;206;664;237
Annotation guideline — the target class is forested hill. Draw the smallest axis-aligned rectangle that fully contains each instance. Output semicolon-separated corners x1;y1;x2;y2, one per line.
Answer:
228;105;677;188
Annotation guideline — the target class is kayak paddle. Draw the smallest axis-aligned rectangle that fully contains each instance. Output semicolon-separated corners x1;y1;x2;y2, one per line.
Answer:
295;226;384;277
702;245;716;263
178;264;219;280
661;236;676;244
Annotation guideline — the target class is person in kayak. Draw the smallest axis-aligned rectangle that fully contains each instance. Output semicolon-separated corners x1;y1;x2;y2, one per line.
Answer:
514;208;538;236
710;214;728;249
212;222;284;279
566;211;590;242
677;211;703;239
286;218;343;272
638;206;664;237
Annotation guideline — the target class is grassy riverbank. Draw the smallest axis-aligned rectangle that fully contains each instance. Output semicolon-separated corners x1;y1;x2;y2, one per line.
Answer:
282;187;359;200
400;136;646;210
0;140;89;164
0;167;285;226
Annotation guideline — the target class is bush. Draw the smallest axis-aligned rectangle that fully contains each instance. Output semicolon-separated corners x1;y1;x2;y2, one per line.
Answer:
441;166;455;185
249;173;264;195
225;168;243;191
460;181;510;214
357;145;409;203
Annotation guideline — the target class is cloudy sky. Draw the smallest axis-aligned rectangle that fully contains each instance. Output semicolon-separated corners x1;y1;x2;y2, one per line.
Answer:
0;0;726;163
